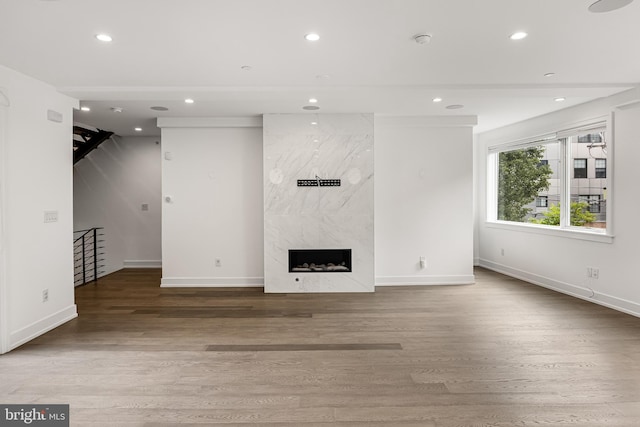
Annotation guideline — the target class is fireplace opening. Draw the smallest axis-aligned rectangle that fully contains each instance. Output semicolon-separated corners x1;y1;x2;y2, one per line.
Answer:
289;249;352;273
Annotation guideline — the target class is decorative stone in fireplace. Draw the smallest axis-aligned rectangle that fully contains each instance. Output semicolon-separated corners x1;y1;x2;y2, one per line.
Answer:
289;249;352;273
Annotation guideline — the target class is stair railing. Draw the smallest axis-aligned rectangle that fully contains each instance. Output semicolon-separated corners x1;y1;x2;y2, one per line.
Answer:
73;227;105;286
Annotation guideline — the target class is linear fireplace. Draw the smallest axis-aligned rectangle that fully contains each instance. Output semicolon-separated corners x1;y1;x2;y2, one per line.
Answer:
289;249;352;273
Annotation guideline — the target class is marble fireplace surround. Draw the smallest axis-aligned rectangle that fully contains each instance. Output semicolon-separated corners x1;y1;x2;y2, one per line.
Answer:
263;114;374;293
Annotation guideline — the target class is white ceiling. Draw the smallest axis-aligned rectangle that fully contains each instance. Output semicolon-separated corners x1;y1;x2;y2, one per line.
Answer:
2;0;639;136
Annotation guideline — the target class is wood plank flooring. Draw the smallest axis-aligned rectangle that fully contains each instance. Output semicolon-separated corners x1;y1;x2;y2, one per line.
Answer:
2;267;640;426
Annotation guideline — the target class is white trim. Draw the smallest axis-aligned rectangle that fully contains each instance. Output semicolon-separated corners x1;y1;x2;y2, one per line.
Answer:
123;260;162;268
487;133;558;154
8;305;78;352
375;275;475;286
479;259;640;319
160;277;264;287
485;220;614;243
483;114;611;146
616;100;640;110
157;116;263;128
556;120;607;139
605;111;615;236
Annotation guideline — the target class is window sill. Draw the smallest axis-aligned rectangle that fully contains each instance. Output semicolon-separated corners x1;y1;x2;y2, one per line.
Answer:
485;220;614;244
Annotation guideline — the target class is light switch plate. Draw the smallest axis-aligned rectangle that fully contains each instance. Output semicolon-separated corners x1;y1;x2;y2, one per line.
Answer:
44;211;58;223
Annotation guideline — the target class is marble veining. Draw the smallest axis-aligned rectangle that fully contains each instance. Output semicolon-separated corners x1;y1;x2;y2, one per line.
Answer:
263;114;374;293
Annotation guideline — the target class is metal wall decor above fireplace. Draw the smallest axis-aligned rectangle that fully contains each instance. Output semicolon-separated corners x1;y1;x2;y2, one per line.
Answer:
289;249;352;273
297;179;341;187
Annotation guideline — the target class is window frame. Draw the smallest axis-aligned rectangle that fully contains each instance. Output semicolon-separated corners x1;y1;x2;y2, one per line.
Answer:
536;196;549;208
579;194;601;214
595;158;606;178
573;158;588;178
486;117;613;243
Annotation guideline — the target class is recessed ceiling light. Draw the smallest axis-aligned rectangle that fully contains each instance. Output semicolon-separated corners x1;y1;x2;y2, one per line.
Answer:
589;0;634;13
80;106;91;112
110;107;123;113
305;33;320;41
432;97;443;103
446;104;465;110
95;34;113;42
309;98;318;103
150;106;169;111
185;98;194;104
555;97;566;102
544;72;556;77
510;32;528;40
316;74;331;79
240;65;252;71
134;127;142;132
303;105;320;111
311;121;318;125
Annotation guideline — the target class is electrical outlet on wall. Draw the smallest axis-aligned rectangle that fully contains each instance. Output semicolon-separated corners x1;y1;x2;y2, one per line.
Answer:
42;289;49;303
419;256;427;269
215;258;222;267
592;268;599;279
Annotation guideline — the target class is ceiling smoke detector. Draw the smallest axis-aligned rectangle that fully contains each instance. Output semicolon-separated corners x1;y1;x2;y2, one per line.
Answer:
413;33;432;45
589;0;634;12
110;107;123;113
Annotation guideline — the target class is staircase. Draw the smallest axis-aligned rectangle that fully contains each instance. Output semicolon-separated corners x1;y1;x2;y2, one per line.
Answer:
73;125;113;164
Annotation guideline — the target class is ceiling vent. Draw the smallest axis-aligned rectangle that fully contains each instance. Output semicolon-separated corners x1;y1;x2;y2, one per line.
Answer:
413;34;432;45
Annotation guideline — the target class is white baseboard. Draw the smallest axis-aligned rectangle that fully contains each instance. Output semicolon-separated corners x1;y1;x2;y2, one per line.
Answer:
375;275;475;286
9;304;78;352
160;277;264;287
479;259;640;318
123;260;162;268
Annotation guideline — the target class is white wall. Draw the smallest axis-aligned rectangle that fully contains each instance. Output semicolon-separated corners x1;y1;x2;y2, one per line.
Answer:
159;116;477;288
476;88;640;317
0;65;78;353
73;136;162;274
158;116;477;288
375;117;476;285
160;121;264;286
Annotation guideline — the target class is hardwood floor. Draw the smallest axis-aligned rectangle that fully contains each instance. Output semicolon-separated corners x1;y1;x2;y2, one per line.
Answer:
2;267;640;426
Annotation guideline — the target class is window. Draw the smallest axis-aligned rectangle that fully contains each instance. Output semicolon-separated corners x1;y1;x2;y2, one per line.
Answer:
595;158;606;178
536;196;548;208
488;120;609;235
578;133;602;144
574;158;587;178
495;143;557;224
